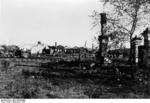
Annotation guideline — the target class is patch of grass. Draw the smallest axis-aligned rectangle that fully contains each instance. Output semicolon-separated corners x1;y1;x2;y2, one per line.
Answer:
6;75;40;98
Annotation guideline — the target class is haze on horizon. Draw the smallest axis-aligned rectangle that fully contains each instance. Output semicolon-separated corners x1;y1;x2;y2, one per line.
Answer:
0;0;103;48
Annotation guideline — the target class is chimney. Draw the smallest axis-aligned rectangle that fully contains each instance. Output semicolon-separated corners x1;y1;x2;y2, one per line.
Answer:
38;41;41;45
55;42;57;47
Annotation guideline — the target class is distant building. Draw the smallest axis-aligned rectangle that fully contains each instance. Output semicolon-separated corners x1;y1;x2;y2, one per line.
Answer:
42;45;65;56
107;48;130;60
65;47;94;61
30;41;48;56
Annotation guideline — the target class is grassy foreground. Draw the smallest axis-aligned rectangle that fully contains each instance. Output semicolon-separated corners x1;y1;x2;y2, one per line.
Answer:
0;59;150;98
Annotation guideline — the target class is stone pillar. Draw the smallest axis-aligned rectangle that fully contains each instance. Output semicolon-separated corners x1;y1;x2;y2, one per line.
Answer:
131;36;141;65
140;28;150;67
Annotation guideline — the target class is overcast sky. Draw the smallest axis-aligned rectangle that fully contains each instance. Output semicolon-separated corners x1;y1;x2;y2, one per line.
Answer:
0;0;103;47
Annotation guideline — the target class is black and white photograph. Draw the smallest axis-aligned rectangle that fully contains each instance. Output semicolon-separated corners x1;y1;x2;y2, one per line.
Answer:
0;0;150;99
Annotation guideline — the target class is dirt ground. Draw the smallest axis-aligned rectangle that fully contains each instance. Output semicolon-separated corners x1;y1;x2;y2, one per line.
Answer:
0;59;150;98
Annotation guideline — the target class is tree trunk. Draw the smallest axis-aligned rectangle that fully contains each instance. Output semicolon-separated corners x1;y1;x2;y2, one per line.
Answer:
129;40;133;65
